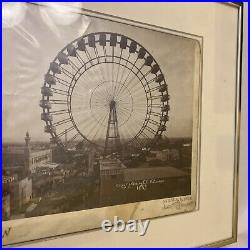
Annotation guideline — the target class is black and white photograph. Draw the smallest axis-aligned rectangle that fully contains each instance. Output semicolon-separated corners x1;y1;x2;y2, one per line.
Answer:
2;2;202;245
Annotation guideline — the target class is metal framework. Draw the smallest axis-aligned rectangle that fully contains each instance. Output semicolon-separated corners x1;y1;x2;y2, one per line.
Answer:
40;32;170;153
104;100;121;155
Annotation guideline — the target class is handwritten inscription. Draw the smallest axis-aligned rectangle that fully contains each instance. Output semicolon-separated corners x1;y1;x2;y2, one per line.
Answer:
162;196;193;210
2;227;11;239
116;179;165;191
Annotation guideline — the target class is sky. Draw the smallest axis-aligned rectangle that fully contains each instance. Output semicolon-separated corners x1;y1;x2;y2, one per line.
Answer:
2;3;201;143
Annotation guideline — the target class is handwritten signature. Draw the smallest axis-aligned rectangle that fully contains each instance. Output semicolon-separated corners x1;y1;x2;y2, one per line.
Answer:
162;197;194;210
116;179;165;191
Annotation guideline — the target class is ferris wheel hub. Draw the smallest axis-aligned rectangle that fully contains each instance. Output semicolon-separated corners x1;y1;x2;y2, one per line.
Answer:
109;100;116;108
89;80;133;128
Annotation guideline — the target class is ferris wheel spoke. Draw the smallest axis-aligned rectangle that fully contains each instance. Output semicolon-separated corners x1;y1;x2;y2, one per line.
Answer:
116;109;130;123
46;74;72;88
116;101;132;106
49;109;69;116
131;115;147;126
75;51;85;66
73;111;94;127
115;94;133;104
130;132;147;148
67;132;81;146
91;99;109;107
116;57;139;97
73;112;92;126
71;108;89;115
67;57;79;72
147;75;158;85
112;49;123;97
70;107;88;114
114;68;131;97
117;106;131;115
98;62;108;84
70;94;88;102
75;119;94;137
85;119;103;140
91;113;109;141
56;125;75;138
84;48;93;65
53;118;72;127
75;62;97;84
140;130;150;139
60;65;75;79
118;56;155;97
120;121;135;141
143;125;157;135
115;66;141;98
132;104;148;109
93;47;100;64
70;103;86;110
104;86;114;102
131;103;147;111
116;61;143;97
117;105;132;113
131;86;149;99
94;86;112;103
49;99;68;105
50;87;69;96
121;72;151;98
150;111;162;117
91;107;109;115
111;72;117;98
131;134;144;148
115;49;123;84
93;47;108;84
118;54;130;84
147;118;160;127
120;76;144;96
102;46;107;60
70;108;90;116
102;62;110;84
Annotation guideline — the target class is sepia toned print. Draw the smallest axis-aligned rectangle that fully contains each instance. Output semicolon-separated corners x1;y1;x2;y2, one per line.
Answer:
2;3;201;245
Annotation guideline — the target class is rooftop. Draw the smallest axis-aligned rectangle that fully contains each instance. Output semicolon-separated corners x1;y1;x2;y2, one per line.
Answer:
124;166;188;181
99;158;126;171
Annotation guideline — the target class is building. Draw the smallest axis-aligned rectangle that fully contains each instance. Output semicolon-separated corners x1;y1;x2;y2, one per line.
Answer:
146;149;171;162
2;132;51;217
3;175;32;215
2;132;52;173
170;148;180;162
99;158;127;205
99;157;190;207
2;194;10;220
13;177;32;209
179;143;192;170
87;149;96;176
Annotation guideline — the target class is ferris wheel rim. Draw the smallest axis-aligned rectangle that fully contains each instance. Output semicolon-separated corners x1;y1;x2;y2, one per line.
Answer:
41;31;170;150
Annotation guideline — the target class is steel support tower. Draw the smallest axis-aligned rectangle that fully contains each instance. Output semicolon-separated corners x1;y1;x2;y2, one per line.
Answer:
104;100;121;155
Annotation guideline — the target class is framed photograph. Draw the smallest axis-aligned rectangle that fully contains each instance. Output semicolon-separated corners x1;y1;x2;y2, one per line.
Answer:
2;2;243;247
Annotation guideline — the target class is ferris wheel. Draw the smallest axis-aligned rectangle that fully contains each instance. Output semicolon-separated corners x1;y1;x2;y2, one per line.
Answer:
40;32;170;154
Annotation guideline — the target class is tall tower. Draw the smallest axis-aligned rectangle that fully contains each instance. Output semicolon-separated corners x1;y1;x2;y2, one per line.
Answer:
104;100;121;155
24;131;31;172
25;131;31;147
